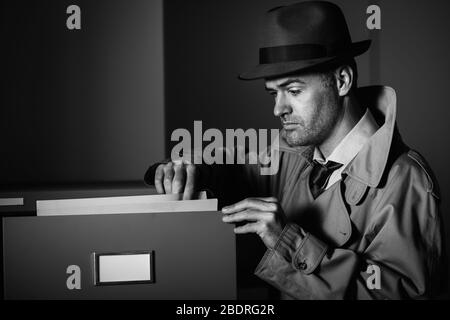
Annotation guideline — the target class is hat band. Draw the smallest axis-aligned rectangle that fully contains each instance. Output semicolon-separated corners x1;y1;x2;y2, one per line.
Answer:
259;43;346;64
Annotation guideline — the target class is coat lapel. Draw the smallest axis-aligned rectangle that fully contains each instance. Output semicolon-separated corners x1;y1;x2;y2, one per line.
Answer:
286;166;353;248
310;180;352;247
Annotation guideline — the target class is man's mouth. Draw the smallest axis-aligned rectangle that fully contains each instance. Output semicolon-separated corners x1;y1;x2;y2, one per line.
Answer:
282;122;300;130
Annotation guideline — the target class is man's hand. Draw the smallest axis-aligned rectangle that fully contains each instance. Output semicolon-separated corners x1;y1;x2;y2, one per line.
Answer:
154;161;197;200
222;197;286;249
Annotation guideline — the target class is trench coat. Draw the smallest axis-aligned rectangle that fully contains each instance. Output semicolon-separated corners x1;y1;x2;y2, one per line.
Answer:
145;86;447;299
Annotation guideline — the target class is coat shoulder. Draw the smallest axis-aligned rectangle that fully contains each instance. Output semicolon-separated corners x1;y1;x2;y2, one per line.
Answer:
389;149;440;200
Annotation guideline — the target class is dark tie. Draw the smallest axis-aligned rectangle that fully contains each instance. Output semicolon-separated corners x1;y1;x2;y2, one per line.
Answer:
309;160;343;199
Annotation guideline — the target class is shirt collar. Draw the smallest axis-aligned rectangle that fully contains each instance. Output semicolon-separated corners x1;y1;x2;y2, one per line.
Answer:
313;108;379;168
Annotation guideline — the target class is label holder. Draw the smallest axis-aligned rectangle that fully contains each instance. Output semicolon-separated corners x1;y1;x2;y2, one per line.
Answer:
93;250;155;286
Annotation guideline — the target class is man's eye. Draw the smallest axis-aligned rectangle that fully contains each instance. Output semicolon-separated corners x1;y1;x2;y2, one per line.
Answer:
288;89;301;96
269;91;278;97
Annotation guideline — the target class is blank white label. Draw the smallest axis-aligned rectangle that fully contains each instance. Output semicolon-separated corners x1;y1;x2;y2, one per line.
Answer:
98;253;152;283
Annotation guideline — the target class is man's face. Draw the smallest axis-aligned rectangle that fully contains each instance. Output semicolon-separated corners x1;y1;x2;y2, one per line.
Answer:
265;72;341;147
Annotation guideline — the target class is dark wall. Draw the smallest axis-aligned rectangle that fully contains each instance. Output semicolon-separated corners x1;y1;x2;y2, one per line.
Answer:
164;0;450;295
1;0;164;187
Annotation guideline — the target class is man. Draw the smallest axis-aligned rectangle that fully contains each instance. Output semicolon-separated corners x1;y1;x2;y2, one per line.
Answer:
146;1;447;299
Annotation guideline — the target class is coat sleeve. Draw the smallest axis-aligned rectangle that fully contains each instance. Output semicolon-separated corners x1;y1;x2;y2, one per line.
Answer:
254;157;447;300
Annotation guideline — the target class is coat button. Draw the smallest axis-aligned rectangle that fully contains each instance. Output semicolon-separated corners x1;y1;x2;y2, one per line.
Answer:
298;261;307;270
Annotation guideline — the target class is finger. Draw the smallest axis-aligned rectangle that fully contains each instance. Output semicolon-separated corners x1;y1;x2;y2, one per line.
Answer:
172;159;184;166
154;164;165;194
163;162;174;194
233;222;261;234
222;210;269;223
222;198;278;214
172;163;186;194
260;197;278;203
183;164;197;200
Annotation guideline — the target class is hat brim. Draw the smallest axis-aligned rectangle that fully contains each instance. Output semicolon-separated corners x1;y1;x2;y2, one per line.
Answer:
238;40;371;80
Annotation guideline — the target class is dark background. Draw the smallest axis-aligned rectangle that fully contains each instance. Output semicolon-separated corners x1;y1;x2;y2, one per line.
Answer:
1;0;164;187
1;0;449;298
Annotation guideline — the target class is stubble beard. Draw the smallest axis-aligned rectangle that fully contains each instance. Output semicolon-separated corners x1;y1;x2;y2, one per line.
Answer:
282;102;341;148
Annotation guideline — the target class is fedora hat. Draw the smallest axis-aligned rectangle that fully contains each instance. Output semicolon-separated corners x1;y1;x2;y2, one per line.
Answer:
239;1;371;80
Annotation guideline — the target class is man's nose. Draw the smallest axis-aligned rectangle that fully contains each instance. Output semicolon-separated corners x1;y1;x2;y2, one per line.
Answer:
273;94;292;117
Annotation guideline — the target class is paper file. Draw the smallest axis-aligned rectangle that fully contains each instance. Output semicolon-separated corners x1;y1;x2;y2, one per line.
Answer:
36;191;217;216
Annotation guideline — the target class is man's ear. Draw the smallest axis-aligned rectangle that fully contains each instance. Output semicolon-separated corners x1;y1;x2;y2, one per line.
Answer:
335;65;353;97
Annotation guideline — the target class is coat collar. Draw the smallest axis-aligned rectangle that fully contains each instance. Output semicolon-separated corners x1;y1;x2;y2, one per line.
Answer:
344;86;398;187
277;86;399;188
